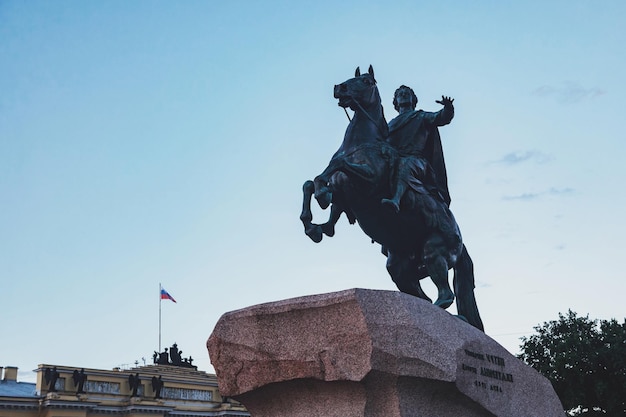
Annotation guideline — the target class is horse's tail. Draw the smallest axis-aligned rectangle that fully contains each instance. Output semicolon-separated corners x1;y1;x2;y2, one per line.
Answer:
453;244;484;331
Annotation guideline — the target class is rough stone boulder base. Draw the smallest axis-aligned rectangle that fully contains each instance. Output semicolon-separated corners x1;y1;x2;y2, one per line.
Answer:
207;289;563;417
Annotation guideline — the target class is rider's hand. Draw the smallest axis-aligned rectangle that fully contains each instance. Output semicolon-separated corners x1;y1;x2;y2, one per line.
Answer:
436;95;454;107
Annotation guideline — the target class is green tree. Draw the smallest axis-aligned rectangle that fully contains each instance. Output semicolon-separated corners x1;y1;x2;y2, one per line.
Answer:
518;310;626;416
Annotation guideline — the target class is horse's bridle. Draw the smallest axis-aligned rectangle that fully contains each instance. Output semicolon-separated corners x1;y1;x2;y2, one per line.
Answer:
349;95;388;140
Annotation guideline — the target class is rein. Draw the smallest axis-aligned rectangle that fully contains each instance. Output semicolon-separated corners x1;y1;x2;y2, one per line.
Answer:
350;96;387;140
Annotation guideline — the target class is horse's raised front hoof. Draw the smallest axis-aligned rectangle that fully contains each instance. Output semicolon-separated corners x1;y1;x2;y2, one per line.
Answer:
315;188;332;209
321;222;335;237
305;224;323;243
434;291;455;309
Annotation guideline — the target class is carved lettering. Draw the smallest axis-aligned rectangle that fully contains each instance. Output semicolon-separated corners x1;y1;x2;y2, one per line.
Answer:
480;367;514;383
464;349;512;394
464;349;485;361
462;363;477;374
474;380;486;389
486;354;505;367
490;384;503;393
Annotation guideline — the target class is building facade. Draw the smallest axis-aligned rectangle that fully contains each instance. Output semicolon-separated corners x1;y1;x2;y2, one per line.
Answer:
0;363;249;417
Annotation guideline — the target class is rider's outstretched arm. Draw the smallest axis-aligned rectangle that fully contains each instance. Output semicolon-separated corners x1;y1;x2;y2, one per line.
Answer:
430;96;454;127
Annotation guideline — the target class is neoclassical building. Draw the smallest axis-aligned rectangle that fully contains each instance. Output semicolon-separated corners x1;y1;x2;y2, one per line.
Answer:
0;354;249;417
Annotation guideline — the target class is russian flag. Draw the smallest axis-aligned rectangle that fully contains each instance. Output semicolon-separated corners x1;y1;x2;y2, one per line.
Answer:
160;288;177;303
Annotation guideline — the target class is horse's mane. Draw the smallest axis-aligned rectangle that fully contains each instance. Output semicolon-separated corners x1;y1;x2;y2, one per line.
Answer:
369;82;389;139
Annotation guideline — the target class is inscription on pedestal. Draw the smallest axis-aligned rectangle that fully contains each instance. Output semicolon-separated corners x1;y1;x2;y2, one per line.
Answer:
462;349;514;395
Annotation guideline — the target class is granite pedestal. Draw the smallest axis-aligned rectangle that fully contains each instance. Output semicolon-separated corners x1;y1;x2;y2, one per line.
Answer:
207;288;563;417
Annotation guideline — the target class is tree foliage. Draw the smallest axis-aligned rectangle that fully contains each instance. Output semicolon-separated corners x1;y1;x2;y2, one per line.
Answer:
518;310;626;416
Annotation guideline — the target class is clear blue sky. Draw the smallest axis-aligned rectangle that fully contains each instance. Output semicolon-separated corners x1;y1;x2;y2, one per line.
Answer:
2;1;625;382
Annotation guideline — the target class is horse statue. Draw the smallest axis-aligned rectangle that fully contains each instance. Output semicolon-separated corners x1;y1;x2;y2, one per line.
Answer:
300;66;484;331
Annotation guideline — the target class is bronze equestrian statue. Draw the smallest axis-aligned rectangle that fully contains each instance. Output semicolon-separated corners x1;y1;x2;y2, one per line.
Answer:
300;66;483;331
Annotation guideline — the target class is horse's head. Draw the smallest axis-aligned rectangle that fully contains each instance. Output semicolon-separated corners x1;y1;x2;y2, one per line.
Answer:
334;65;380;111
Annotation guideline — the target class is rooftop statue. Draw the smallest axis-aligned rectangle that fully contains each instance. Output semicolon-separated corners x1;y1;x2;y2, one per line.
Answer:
151;375;164;399
153;343;197;369
72;368;87;394
128;373;140;397
300;66;483;331
44;367;60;392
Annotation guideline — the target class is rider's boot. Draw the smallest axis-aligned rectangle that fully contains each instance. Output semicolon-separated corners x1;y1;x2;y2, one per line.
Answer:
381;182;406;213
381;197;400;213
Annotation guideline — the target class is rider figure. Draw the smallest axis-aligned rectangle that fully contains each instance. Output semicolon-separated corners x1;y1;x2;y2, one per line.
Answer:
382;85;457;309
382;85;454;214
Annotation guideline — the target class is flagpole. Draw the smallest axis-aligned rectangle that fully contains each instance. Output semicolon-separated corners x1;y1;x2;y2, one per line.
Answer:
159;283;162;352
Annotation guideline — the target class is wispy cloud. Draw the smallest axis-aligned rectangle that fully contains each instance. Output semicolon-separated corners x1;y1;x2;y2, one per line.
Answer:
532;81;606;104
489;150;553;166
502;187;574;201
548;187;574;196
502;192;542;201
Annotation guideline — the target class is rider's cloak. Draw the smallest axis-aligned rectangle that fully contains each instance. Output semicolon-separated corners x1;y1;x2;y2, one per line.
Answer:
387;109;451;206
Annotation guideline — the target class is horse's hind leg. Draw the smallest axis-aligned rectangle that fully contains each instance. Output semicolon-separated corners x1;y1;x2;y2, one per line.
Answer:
386;250;431;302
423;233;455;309
453;244;484;331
